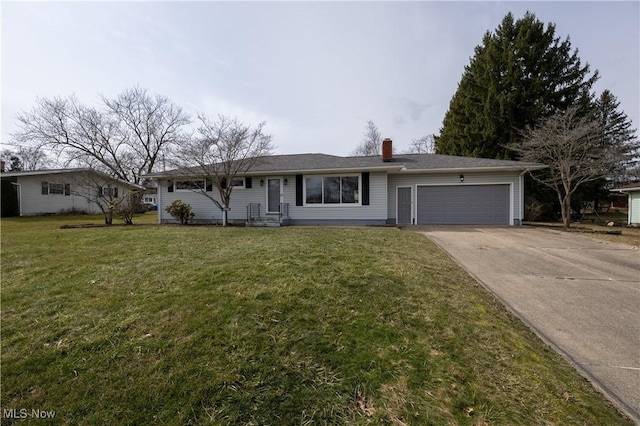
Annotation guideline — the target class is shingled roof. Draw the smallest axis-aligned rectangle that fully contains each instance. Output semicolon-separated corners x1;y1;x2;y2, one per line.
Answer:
145;152;545;178
611;182;640;192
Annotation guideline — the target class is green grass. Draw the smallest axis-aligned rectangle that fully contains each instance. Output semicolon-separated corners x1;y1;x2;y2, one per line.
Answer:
1;216;631;425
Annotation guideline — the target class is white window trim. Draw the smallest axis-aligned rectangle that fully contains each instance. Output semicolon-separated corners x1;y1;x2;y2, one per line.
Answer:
175;179;207;192
174;177;245;192
100;186;119;198
230;177;246;190
42;181;70;196
302;173;362;207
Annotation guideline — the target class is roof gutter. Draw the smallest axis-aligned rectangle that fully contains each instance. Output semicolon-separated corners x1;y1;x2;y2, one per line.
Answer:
145;164;405;179
395;165;547;174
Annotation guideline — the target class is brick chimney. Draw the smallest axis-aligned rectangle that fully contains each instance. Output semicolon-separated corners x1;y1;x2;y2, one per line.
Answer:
382;138;393;162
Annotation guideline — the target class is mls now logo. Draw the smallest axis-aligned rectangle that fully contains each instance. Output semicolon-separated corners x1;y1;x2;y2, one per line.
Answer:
3;408;56;419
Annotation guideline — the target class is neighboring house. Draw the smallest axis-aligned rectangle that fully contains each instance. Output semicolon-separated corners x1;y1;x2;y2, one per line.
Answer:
145;139;546;226
141;188;158;209
0;168;142;216
611;182;640;226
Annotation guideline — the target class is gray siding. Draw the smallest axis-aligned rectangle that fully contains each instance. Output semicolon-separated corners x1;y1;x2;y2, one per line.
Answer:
157;172;388;224
158;179;265;223
16;174;132;216
387;172;523;225
286;172;387;222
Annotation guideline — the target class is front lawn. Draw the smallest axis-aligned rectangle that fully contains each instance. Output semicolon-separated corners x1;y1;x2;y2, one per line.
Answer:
0;217;631;424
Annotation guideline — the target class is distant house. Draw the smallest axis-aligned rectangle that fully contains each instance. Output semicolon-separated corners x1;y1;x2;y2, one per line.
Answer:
611;183;640;226
145;139;546;226
0;168;142;216
141;187;158;210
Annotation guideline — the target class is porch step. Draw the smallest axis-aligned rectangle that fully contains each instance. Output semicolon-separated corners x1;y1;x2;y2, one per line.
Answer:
247;221;282;227
246;217;290;227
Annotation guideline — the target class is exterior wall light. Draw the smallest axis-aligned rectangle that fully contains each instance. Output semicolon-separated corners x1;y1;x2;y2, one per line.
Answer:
460;174;464;182
260;179;264;186
284;178;288;185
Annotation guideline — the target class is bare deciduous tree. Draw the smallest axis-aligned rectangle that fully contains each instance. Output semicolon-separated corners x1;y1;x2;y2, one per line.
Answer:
67;170;141;225
351;120;382;156
404;134;436;154
173;115;274;226
1;146;51;171
508;105;637;229
101;86;191;182
11;87;190;184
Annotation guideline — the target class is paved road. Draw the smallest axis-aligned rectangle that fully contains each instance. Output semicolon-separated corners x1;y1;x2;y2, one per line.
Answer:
418;226;640;423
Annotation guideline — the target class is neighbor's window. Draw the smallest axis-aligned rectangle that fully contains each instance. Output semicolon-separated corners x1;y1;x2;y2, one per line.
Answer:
100;187;119;198
304;175;359;205
41;181;71;196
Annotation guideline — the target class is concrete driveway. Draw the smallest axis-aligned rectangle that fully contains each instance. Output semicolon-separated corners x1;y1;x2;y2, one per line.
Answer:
417;226;640;423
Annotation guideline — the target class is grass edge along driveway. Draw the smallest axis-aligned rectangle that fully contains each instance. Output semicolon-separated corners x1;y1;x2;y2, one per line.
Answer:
0;216;633;425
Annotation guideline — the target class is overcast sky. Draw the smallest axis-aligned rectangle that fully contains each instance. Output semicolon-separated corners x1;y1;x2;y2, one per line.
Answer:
2;1;638;157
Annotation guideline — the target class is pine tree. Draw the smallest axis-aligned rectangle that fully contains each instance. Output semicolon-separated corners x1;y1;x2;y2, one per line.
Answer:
436;12;598;159
575;90;640;212
593;90;638;184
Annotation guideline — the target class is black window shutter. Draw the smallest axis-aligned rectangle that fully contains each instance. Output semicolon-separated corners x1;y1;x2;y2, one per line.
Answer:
168;180;174;192
206;181;213;192
296;174;303;206
64;183;71;196
245;177;252;189
113;187;118;198
221;178;227;189
42;181;48;195
362;172;369;206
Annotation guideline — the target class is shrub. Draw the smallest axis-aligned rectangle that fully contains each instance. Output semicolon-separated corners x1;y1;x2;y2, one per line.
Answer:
165;200;194;225
116;192;147;225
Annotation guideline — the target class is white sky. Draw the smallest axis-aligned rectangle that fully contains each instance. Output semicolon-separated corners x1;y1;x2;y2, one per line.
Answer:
1;1;638;157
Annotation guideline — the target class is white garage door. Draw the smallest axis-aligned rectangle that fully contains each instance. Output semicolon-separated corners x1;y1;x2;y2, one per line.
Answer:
417;185;510;225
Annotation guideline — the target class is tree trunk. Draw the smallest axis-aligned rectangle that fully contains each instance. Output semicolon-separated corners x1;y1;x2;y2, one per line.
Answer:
561;195;572;230
222;209;228;226
104;211;113;225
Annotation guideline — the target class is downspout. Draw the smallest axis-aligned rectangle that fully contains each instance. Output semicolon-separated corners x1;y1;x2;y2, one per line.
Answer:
11;182;22;216
517;170;528;226
157;180;163;224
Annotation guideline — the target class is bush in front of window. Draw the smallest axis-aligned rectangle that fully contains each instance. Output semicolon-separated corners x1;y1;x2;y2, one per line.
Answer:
165;200;195;225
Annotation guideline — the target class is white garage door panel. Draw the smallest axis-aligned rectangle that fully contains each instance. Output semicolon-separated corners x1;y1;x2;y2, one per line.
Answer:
417;185;510;225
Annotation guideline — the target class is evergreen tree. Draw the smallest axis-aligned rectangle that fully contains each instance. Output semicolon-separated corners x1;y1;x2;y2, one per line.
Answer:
436;12;598;159
593;90;638;184
576;90;640;212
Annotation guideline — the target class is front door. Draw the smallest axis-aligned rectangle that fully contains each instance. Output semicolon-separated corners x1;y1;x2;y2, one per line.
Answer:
267;178;281;213
397;186;412;224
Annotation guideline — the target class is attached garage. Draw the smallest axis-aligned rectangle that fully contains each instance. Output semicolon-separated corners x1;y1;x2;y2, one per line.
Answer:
416;184;510;225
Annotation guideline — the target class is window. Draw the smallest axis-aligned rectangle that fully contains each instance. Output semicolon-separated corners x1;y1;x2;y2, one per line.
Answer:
175;180;206;191
100;187;119;198
41;181;70;196
172;178;243;191
231;178;245;188
341;176;359;203
304;175;360;205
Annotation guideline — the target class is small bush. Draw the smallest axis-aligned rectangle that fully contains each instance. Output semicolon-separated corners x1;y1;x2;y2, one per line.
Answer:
165;200;194;225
